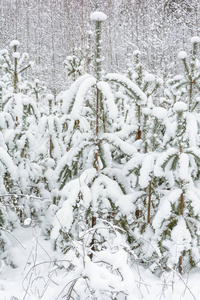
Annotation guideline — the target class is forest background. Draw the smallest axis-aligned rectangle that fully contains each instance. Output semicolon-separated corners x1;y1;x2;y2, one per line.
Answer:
1;1;200;299
1;0;200;96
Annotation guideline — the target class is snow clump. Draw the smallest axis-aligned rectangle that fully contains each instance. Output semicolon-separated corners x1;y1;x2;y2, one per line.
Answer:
144;73;155;82
173;101;187;112
90;11;107;22
46;94;54;101
142;107;151;116
191;36;200;44
12;52;20;59
178;51;187;60
10;40;20;47
152;107;167;119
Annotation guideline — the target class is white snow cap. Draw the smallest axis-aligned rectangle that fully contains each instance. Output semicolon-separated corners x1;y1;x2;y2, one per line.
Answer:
47;94;54;101
90;11;107;22
13;52;20;59
145;73;155;82
178;51;187;60
152;107;167;119
173;101;187;112
133;50;141;56
142;107;151;116
10;40;20;47
0;49;8;56
0;81;5;88
29;61;34;68
191;36;200;44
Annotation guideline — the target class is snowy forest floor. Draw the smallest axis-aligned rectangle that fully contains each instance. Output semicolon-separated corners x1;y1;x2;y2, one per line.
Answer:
1;225;200;300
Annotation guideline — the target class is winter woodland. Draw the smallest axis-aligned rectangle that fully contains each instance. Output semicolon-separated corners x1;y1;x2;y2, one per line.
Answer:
1;1;200;299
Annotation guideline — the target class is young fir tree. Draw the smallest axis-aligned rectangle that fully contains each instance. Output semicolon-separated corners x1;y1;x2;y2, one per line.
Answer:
36;94;65;196
5;94;43;219
106;50;163;145
104;51;166;268
27;78;47;104
167;36;200;111
121;106;167;270
50;12;147;258
153;38;200;273
0;146;18;266
0;40;34;93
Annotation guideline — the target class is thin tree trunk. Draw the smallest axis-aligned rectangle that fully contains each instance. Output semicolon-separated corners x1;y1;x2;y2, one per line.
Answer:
13;45;18;93
178;180;184;274
178;256;183;274
147;180;152;224
136;104;141;141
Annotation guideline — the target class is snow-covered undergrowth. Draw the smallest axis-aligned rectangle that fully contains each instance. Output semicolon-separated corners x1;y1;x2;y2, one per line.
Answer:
2;14;200;300
1;225;200;300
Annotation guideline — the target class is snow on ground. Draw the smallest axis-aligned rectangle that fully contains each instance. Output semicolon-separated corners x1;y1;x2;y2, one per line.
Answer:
1;225;200;300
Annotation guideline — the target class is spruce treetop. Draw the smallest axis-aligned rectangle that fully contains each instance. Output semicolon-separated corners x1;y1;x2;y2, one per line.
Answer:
90;11;107;22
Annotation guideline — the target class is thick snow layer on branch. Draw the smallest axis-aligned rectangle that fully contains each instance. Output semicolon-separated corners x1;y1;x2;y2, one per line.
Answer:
10;40;20;47
97;81;118;119
90;174;124;212
139;154;154;188
79;168;97;185
187;188;200;215
153;189;182;229
124;153;144;174
171;217;191;250
178;51;187;60
0;112;14;129
115;125;138;140
71;76;96;118
142;107;151;116
61;74;92;113
90;11;107;21
52;202;73;238
0;147;17;179
153;196;171;229
152;107;167;119
179;153;189;181
144;73;155;82
116;194;136;215
104;73;147;103
102;133;136;156
173;101;187;112
186;113;198;147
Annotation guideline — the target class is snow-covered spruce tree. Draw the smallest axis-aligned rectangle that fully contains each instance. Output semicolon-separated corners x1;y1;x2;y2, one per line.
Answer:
50;12;145;257
64;30;94;84
0;42;50;225
36;94;65;196
121;106;167;270
64;49;84;81
152;37;200;274
0;40;33;93
26;78;47;104
4;92;44;222
105;50;163;146
0;147;18;266
153;101;200;274
48;13;143;298
167;36;200;111
103;51;167;268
